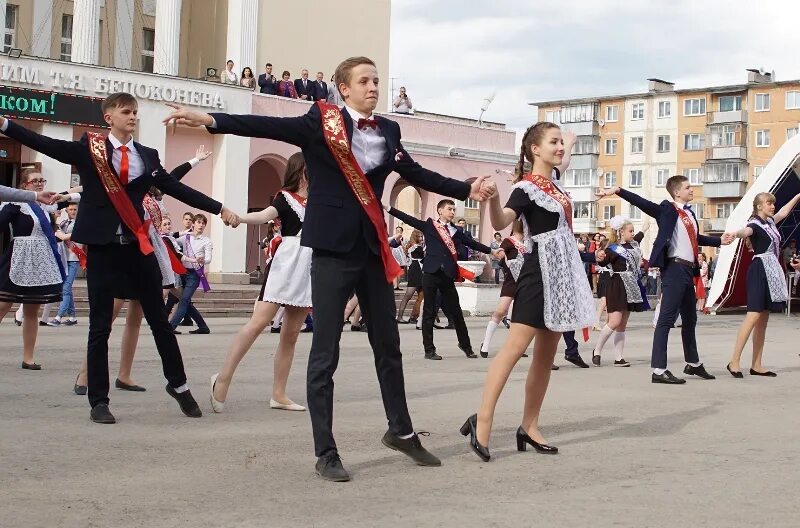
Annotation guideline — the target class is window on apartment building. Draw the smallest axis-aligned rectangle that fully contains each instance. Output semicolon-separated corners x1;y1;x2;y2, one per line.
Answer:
684;167;703;185
605;139;617;155
567;169;593;187
560;104;598;123
709;124;737;147
464;223;478;237
573;136;597;155
755;93;770;112
706;163;743;182
719;96;743;112
545;110;559;123
60;15;73;61
658;101;671;118
630;136;644;154
754;166;764;179
657;135;671;153
573;202;595;219
605;105;618;122
603;171;616;187
756;129;770;147
683;98;706;116
656;169;670;186
629;170;643;187
716;202;735;219
629;205;642;220
141;28;155;73
787;127;799;140
3;4;17;53
464;198;479;209
631;103;645;120
683;133;705;151
786;91;800;110
603;205;616;220
694;203;705;219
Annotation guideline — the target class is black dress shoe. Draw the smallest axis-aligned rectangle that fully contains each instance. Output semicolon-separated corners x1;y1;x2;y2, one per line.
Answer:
90;403;116;424
301;326;313;333
171;329;182;335
408;317;418;325
21;362;42;370
516;426;558;454
351;324;364;332
165;385;202;417
479;342;488;358
460;414;490;462
749;368;777;377
38;321;49;327
550;364;560;370
459;344;478;359
115;378;146;392
14;317;22;327
501;316;511;329
592;352;601;366
315;452;351;482
424;352;443;360
74;375;87;395
564;354;590;368
444;324;455;330
396;318;410;324
683;364;715;380
270;327;282;333
381;430;441;466
652;370;686;384
189;328;211;335
727;363;744;379
613;359;631;367
433;323;445;329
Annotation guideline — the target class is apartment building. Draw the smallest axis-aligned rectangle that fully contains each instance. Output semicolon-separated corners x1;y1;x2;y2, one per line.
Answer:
533;70;800;254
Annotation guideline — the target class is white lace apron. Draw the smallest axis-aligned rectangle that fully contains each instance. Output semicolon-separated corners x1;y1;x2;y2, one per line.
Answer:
8;203;62;287
511;180;597;331
609;242;644;303
749;219;788;303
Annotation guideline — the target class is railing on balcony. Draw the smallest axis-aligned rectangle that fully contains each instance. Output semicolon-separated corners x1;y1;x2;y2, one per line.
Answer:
703;180;748;199
707;217;729;232
707;110;748;124
705;145;747;160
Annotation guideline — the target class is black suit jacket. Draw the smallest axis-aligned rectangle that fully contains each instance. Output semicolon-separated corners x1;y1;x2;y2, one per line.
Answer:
294;78;313;100
388;207;490;280
311;80;328;102
617;188;720;270
208;105;470;254
2;120;222;246
258;73;278;95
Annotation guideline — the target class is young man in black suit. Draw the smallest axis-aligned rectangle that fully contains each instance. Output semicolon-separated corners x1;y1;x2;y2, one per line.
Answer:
257;63;278;95
311;71;328;102
164;56;496;482
388;200;501;360
0;93;238;424
598;176;731;384
294;69;313;101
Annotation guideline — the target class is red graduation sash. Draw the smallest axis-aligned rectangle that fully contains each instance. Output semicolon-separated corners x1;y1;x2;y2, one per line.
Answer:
86;132;154;255
65;240;88;269
317;101;402;283
433;220;475;282
521;173;573;232
161;235;187;275
504;236;527;256
675;205;699;263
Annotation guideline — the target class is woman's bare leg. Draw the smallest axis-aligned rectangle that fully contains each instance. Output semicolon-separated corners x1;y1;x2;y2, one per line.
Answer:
272;306;309;404
520;329;561;443
117;300;143;385
21;304;41;364
750;312;770;372
729;311;761;371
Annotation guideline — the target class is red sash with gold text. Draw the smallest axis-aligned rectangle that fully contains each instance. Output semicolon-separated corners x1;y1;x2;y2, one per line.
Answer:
433;220;475;282
65;240;88;269
521;173;573;232
317;101;402;283
86;132;154;255
676;206;699;263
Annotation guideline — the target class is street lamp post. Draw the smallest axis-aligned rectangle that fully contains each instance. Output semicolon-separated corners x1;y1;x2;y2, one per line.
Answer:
478;92;496;127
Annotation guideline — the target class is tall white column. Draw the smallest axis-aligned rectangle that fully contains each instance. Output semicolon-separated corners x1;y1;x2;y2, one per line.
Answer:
225;0;259;72
114;0;135;69
154;0;181;76
31;0;53;58
71;0;100;64
0;0;8;50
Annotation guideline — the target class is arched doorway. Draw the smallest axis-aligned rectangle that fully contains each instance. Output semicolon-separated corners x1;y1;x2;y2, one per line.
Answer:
246;155;286;273
389;179;425;238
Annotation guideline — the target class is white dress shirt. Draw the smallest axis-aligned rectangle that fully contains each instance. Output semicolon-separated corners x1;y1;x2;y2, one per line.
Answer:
667;201;699;262
181;233;213;269
108;133;145;182
437;219;457;236
343;105;387;174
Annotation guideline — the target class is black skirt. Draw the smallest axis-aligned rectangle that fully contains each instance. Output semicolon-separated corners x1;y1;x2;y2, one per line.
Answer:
596;272;609;298
0;242;62;305
604;275;645;313
406;261;422;288
511;253;546;329
500;277;517;298
746;259;786;313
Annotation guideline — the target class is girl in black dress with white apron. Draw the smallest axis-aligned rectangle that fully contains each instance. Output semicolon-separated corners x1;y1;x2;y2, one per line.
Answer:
396;229;424;322
461;123;597;461
727;191;800;377
211;152;310;412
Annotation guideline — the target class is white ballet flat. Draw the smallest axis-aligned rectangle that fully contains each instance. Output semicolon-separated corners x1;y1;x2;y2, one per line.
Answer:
269;398;306;412
210;373;225;413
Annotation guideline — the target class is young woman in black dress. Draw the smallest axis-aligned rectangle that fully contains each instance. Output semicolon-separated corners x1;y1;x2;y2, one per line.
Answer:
461;122;598;461
726;191;800;377
396;229;424;322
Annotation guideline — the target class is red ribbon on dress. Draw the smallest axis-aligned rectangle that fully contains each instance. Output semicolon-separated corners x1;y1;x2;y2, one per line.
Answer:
162;236;187;275
86;132;154;255
433;220;475;282
316;101;402;283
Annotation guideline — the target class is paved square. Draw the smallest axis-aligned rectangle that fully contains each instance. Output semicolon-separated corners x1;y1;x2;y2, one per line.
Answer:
1;312;798;527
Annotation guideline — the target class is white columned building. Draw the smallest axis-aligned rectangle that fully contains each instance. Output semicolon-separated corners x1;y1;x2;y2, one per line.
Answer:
225;0;259;73
71;0;100;64
31;0;54;58
114;0;136;69
154;0;182;76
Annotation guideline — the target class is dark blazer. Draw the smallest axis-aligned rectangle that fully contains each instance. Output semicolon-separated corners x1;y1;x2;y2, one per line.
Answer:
257;73;278;95
208;105;470;254
311;80;328;102
456;230;474;260
2;120;222;246
617;188;720;270
294;78;314;100
388;207;490;280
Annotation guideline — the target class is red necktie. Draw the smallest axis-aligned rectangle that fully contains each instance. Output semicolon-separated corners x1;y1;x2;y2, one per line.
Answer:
118;145;129;185
357;118;377;130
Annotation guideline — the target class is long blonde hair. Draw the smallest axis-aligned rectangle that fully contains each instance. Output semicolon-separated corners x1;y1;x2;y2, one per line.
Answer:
746;192;776;251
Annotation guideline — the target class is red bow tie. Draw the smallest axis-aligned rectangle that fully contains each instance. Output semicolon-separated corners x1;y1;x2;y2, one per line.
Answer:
357;118;378;130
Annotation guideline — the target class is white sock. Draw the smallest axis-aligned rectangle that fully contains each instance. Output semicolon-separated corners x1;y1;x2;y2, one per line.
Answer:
173;384;189;393
481;321;499;353
613;331;625;361
594;325;615;356
40;303;53;323
653;368;666;375
688;361;701;367
399;432;415;439
15;304;23;321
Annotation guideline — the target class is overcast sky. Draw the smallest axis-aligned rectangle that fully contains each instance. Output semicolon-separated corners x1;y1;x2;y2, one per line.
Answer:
389;0;800;138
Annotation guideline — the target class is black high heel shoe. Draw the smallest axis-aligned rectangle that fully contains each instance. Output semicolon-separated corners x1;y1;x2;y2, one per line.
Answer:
516;426;558;454
460;414;491;462
726;363;743;379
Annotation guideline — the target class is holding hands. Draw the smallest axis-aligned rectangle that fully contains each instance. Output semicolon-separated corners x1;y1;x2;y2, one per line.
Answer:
35;191;58;205
469;175;497;202
720;232;735;245
220;206;240;228
595;186;619;198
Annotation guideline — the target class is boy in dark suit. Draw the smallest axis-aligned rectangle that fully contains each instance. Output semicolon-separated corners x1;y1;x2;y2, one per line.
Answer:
164;56;496;482
388;200;501;360
598;176;731;384
0;93;238;424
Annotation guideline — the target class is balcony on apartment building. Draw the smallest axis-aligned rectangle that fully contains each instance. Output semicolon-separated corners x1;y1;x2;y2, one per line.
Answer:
707;109;748;125
702;162;748;198
705;124;747;161
561;169;597;201
555;103;600;137
706;217;730;233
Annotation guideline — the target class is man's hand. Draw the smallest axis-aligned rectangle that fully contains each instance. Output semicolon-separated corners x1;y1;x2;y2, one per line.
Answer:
491;249;505;259
36;191;58;205
195;145;212;161
220;206;240;227
721;232;735;245
163;103;214;128
469;175;495;202
595;186;620;197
